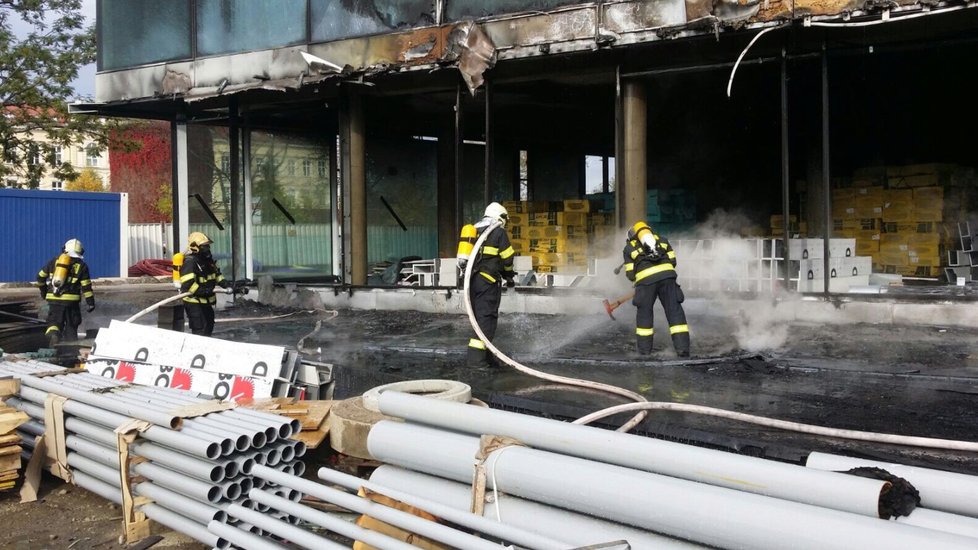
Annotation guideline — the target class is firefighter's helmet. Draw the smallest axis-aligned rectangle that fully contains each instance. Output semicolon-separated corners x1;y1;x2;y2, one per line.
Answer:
188;232;212;253
484;202;509;228
63;238;84;259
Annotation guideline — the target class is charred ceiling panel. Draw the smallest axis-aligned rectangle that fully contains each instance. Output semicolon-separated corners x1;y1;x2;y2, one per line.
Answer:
447;23;497;94
96;63;192;103
792;0;865;16
310;0;436;43
603;1;690;35
483;8;598;49
309;24;455;69
445;0;586;21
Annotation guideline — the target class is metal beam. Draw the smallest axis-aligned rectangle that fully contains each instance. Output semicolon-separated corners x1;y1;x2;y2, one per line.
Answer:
821;45;831;296
484;78;493;206
781;48;791;289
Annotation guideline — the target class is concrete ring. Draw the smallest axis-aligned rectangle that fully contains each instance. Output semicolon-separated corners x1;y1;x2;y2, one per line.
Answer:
362;379;472;412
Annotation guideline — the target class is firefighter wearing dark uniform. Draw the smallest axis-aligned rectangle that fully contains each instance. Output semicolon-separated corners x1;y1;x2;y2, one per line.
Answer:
622;221;690;357
179;232;228;336
458;202;516;368
36;238;95;347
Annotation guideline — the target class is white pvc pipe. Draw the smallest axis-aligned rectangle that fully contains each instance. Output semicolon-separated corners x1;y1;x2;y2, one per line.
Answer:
247;490;417;550
807;452;978;518
376;392;889;517
226;503;348;550
207;520;288;550
318;466;577;550
369;466;706;550
250;465;502;550
367;421;978;550
895;508;978;540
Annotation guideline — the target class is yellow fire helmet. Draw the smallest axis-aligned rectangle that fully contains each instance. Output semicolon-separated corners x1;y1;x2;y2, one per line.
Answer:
187;231;212;253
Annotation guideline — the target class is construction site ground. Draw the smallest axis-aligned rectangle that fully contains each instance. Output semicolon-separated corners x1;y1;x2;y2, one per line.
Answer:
1;284;977;548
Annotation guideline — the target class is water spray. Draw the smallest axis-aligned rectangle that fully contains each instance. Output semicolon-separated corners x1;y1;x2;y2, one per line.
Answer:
462;221;650;432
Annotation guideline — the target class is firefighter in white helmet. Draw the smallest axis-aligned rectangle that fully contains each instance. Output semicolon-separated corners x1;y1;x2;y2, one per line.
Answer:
621;221;690;357
457;202;516;368
35;238;95;347
178;232;229;336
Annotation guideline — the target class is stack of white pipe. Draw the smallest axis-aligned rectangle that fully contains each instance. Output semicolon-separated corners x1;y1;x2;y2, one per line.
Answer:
0;359;307;549
360;391;978;550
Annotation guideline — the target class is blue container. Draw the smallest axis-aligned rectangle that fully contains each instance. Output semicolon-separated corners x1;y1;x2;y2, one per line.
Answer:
0;189;123;282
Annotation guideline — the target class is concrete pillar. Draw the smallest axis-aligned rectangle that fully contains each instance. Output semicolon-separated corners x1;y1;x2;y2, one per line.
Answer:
621;80;647;227
437;120;457;259
340;90;367;285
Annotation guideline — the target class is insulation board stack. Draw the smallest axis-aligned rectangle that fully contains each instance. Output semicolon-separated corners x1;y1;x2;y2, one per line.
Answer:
836;163;977;278
647;188;696;236
771;214;808;237
503;200;593;273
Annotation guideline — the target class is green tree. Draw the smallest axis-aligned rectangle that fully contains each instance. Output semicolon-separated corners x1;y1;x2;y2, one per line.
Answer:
0;0;101;188
66;167;102;191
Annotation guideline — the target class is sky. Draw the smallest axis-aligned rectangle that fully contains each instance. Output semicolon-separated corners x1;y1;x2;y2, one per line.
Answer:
8;0;97;100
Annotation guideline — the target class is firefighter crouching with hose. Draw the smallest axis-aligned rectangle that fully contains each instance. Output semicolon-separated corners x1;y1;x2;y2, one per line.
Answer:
457;202;516;369
178;232;230;337
622;221;690;358
36;238;95;347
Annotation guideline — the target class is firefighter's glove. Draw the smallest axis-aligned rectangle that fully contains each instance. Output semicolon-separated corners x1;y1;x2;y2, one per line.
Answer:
457;257;468;270
505;278;516;288
39;288;47;300
87;303;96;313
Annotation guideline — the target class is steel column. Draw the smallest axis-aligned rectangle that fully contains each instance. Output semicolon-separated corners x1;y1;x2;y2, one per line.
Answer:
621;79;647;228
821;45;831;295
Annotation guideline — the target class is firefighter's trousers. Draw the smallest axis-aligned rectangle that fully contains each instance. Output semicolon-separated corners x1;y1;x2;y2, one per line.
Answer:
633;278;690;356
185;302;216;336
466;274;501;367
45;301;82;346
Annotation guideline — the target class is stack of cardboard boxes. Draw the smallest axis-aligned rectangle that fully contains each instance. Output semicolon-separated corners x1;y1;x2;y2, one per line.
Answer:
831;164;974;277
770;215;808;237
503;199;614;273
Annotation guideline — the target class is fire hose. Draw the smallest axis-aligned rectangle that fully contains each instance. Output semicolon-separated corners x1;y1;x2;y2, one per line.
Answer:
462;221;650;432
464;222;978;449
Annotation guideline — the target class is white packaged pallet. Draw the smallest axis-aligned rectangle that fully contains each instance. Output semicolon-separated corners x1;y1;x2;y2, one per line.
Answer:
796;275;870;293
788;238;855;260
797;256;873;280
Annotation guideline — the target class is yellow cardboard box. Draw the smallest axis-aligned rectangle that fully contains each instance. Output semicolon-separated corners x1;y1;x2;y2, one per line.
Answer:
563;199;592;213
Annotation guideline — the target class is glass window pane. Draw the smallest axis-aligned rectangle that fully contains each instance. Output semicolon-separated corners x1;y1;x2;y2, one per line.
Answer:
366;137;438;265
445;0;583;21
250;131;333;282
197;0;306;56
310;0;434;43
99;0;191;70
187;125;233;275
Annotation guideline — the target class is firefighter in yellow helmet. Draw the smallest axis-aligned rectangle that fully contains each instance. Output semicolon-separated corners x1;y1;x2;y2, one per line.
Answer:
457;202;516;368
179;232;228;336
35;238;95;347
621;221;690;357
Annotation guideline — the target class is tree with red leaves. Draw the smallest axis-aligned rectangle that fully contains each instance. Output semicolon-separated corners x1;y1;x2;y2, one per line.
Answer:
109;121;172;222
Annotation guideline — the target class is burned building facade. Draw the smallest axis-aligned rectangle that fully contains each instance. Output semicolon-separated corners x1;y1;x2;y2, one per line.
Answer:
86;0;978;291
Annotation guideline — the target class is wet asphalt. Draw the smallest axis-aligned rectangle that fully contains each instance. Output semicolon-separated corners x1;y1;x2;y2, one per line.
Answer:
207;302;978;473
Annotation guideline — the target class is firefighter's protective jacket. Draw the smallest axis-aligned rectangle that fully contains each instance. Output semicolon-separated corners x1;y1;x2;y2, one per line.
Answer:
470;220;516;285
180;252;227;305
36;257;95;306
623;233;678;286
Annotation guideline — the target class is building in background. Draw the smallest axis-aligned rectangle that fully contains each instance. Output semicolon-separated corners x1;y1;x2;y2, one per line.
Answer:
81;0;978;290
1;107;110;191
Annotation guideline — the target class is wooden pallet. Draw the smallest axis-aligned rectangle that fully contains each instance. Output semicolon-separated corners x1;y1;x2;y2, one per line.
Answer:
239;398;333;449
0;404;27;491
